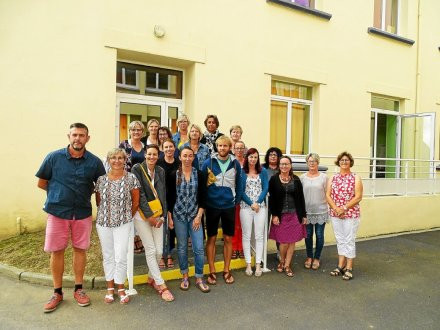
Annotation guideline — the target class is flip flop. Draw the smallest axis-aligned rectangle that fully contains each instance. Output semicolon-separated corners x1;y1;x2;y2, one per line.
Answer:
195;280;210;293
180;277;190;291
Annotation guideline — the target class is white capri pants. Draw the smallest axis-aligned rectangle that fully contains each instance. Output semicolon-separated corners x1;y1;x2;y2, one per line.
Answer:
96;221;131;284
240;207;266;264
331;217;360;259
133;211;165;286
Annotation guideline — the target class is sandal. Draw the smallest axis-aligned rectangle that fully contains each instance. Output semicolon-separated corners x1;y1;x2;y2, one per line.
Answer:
342;269;353;281
223;271;235;284
159;257;166;270
180;277;190;291
147;278;155;288
285;267;294;277
157;287;174;302
304;258;312;269
134;235;144;254
254;268;263;277
166;257;174;268
104;288;114;304
276;262;285;273
118;289;130;305
239;250;245;259
330;266;346;276
207;272;217;285
245;267;253;276
312;259;320;270
231;250;238;260
195;280;210;293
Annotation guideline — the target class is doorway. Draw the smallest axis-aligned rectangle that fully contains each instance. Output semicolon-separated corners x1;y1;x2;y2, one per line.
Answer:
116;95;182;145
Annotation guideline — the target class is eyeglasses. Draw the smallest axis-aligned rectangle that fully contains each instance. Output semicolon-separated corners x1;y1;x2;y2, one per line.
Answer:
269;153;278;157
307;160;317;164
339;159;350;163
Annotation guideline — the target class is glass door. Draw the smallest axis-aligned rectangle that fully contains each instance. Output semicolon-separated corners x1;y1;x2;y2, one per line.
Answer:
116;96;182;145
400;113;435;178
371;110;399;178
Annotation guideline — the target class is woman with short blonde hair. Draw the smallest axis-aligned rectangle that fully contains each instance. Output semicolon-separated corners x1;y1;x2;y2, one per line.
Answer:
95;148;140;304
300;153;328;271
183;124;210;171
173;114;190;149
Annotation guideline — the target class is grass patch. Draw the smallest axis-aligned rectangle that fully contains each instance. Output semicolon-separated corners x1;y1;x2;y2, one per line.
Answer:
0;226;104;276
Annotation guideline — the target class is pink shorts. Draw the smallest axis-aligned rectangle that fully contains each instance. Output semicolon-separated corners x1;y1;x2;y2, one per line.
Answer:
44;214;92;252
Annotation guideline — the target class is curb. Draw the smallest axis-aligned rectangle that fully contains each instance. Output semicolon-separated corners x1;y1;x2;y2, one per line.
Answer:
0;258;250;289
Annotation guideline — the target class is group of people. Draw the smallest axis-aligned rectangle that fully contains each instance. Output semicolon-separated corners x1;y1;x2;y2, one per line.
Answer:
36;116;363;313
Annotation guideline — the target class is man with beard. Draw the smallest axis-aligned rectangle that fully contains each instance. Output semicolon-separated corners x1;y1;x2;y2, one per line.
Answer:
36;123;105;313
202;136;241;285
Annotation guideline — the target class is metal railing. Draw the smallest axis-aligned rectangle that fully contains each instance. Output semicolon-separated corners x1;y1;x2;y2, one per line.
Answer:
268;154;440;197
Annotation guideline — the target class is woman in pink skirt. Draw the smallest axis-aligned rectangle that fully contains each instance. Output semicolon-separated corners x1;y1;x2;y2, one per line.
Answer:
269;156;307;277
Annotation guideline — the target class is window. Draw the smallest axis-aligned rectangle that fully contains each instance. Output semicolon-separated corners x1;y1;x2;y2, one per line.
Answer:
116;62;183;99
373;0;399;34
291;0;315;8
116;67;139;91
270;80;312;155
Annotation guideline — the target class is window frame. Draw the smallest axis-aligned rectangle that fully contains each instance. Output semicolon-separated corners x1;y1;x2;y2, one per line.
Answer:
145;72;173;95
270;88;313;156
116;67;140;91
376;0;400;35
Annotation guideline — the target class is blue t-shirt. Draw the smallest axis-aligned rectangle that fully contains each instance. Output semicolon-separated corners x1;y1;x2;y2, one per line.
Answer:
36;146;106;219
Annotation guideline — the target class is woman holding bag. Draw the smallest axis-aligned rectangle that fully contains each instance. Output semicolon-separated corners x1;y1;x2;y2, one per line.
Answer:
132;144;174;302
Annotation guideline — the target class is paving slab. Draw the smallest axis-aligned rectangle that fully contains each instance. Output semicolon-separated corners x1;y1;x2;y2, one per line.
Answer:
0;230;438;329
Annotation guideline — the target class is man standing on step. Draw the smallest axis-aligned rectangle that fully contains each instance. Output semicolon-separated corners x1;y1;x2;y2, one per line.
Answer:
36;123;105;313
202;135;241;285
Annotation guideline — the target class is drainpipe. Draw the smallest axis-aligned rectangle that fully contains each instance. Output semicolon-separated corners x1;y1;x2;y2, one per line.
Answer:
415;0;421;115
16;217;22;235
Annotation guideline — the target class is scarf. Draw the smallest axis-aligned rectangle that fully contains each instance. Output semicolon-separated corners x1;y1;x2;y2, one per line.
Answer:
203;130;220;154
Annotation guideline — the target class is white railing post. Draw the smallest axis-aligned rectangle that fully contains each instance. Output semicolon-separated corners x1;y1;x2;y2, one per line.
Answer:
404;161;409;196
262;197;271;273
126;221;137;296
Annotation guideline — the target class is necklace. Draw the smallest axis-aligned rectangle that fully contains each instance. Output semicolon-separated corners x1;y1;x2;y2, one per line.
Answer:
279;175;290;183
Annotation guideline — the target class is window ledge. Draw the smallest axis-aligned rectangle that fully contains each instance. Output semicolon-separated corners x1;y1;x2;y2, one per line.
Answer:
267;0;332;20
367;27;415;45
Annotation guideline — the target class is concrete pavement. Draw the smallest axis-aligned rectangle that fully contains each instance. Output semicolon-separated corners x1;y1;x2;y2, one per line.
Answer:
1;230;439;329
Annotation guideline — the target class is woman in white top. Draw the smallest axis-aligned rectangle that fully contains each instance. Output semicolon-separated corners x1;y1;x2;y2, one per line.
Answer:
300;153;328;270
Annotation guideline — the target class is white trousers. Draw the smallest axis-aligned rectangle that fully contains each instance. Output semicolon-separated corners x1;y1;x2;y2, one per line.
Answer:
240;207;266;264
96;221;131;284
133;212;164;285
331;217;360;259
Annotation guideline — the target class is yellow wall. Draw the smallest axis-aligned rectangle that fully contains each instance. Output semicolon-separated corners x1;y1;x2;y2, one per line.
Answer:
0;0;439;238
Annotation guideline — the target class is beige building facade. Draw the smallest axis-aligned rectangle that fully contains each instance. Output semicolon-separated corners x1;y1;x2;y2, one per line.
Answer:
1;0;439;239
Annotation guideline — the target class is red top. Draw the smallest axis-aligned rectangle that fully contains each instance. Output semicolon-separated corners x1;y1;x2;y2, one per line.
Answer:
330;173;360;219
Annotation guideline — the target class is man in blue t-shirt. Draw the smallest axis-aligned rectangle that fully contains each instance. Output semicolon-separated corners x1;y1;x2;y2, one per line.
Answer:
36;123;105;313
202;135;241;285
